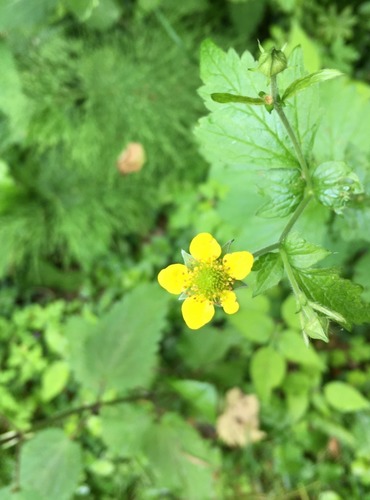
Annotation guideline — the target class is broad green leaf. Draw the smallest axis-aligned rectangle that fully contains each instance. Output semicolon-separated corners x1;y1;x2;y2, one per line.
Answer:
296;268;370;328
277;329;324;370
101;403;153;457
250;346;286;401
257;168;305;218
314;79;370;163
354;252;370;301
0;41;31;143
283;372;311;421
211;93;264;105
282;69;343;102
281;294;301;330
19;429;82;500
143;413;220;500
0;0;58;31
0;487;43;500
170;380;217;421
229;290;274;343
324;382;370;413
85;0;121;30
312;161;362;214
63;0;96;21
40;361;70;401
284;233;331;269
196;39;298;170
288;22;321;72
253;252;284;296
176;325;240;370
66;284;168;393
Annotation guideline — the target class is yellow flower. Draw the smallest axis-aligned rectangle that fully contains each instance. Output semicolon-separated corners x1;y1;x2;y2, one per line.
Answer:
158;233;254;330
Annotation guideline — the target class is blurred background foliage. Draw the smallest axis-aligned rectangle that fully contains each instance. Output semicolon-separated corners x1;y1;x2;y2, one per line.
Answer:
0;0;369;499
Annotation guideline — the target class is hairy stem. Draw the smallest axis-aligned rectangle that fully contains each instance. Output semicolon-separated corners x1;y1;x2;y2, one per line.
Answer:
270;75;311;186
279;194;313;243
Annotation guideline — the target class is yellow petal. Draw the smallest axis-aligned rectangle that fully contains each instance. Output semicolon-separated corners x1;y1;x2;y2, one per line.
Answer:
158;264;188;294
189;233;221;261
221;290;239;315
181;296;215;329
223;251;254;280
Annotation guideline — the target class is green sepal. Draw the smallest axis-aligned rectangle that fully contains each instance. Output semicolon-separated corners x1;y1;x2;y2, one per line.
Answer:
178;292;188;301
257;168;305;218
253;253;284;296
233;280;248;290
221;239;234;255
211;93;264;105
181;249;196;268
312;161;363;214
282;69;343;102
296;292;329;343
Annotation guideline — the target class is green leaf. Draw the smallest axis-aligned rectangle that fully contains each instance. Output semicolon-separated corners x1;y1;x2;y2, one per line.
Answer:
19;429;82;500
324;382;370;413
40;361;70;402
211;93;264;105
257;168;305;218
101;403;153;457
314;79;370;164
253;252;284;296
312;161;362;214
143;413;220;499
277;329;324;370
284;233;331;269
296;268;370;328
297;297;329;342
0;487;43;500
0;41;31;143
250;346;286;401
282;69;343;102
66;284;168;393
63;0;96;21
0;0;58;31
196;39;298;170
170;380;217;421
229;290;274;344
176;325;240;370
288;21;321;72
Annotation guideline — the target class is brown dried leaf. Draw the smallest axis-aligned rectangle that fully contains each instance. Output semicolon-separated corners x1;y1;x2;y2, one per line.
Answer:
216;388;266;447
117;142;146;174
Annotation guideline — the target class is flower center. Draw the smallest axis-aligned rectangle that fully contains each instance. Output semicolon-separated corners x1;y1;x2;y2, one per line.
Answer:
185;260;234;302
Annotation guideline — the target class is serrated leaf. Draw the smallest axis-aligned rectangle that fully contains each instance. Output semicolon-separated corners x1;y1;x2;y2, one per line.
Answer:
101;403;153;457
296;268;370;328
66;284;168;393
282;69;343;102
284;233;331;269
196;39;299;170
250;346;286;401
143;413;219;499
324;382;370;413
257;168;305;218
211;93;264;105
253;252;284;296
312;161;363;214
19;429;82;500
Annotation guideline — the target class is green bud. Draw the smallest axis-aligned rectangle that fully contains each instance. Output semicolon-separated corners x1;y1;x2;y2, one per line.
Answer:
257;48;288;77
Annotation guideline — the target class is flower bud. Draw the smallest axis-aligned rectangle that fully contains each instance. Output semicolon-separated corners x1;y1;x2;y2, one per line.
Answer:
257;48;287;77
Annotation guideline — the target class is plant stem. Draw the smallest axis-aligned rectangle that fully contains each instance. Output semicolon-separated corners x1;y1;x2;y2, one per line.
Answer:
253;242;280;258
270;75;311;186
279;194;313;243
279;247;301;297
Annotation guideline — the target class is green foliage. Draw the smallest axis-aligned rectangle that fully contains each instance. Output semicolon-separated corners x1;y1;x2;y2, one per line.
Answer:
1;4;370;499
65;283;168;394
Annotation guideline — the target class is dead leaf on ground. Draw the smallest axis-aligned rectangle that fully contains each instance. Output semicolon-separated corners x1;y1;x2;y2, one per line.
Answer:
117;142;146;174
216;388;266;447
